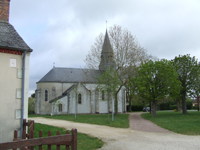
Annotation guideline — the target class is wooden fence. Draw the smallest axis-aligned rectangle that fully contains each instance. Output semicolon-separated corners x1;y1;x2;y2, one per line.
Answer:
23;119;34;139
0;119;77;150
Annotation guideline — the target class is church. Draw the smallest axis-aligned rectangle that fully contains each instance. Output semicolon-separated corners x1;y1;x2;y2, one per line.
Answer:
35;31;126;115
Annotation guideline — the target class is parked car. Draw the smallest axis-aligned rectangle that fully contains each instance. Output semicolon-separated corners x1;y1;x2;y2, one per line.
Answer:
143;107;150;112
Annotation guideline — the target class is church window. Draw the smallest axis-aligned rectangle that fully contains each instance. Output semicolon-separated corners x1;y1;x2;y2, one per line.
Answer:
78;94;82;104
102;91;105;100
45;90;48;101
59;104;62;112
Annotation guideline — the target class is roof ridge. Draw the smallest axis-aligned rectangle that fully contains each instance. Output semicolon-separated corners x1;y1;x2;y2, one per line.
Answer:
0;22;32;51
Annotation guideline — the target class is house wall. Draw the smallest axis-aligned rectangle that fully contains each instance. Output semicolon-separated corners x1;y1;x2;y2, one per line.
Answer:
0;52;30;143
67;84;91;114
52;96;68;115
51;83;91;115
36;82;74;114
37;82;94;114
36;82;126;115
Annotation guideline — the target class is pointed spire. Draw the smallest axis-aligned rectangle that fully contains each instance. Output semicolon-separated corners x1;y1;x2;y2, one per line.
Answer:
101;30;113;53
99;30;116;71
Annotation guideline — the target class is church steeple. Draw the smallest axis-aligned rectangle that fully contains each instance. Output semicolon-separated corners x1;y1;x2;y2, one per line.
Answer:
99;30;116;71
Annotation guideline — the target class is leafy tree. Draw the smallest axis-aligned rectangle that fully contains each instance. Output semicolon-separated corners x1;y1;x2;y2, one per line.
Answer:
28;96;35;114
85;25;153;114
191;62;200;111
171;54;199;114
97;67;121;122
126;77;139;111
135;59;181;116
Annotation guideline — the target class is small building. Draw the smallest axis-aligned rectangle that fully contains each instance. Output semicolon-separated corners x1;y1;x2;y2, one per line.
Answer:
35;31;126;115
0;0;32;143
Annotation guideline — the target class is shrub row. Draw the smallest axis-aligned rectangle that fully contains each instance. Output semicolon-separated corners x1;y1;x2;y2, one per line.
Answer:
127;99;193;112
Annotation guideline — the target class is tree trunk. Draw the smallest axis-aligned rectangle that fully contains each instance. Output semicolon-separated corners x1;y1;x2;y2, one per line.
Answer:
198;96;199;112
149;102;151;114
176;99;180;112
114;93;118;115
128;95;132;112
108;97;110;123
182;92;188;114
152;100;157;117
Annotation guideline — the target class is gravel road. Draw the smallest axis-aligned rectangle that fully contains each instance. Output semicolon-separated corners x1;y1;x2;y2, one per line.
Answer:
31;113;200;150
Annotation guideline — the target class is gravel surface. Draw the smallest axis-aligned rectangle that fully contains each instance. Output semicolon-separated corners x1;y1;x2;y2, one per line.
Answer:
129;112;171;132
31;113;200;150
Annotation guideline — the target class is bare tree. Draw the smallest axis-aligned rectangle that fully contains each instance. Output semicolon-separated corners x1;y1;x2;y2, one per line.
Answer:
84;25;152;115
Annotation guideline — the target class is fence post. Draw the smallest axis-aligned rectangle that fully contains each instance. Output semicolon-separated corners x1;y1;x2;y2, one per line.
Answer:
57;131;60;150
13;130;18;150
66;131;70;150
29;130;34;150
23;119;26;132
39;131;43;150
48;131;51;150
22;130;26;139
71;128;77;150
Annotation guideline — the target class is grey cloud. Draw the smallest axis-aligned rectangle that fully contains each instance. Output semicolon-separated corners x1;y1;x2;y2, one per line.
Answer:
8;0;200;96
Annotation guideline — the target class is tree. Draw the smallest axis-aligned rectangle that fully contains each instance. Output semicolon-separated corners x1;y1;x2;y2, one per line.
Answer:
126;76;138;112
85;25;152;115
97;67;121;122
171;54;199;114
135;59;181;116
28;96;35;114
191;62;200;111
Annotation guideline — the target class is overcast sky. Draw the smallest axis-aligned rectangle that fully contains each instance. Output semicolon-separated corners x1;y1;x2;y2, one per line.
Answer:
9;0;200;96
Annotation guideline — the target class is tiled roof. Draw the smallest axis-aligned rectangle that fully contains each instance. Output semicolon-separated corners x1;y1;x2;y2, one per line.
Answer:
0;22;32;51
38;67;101;83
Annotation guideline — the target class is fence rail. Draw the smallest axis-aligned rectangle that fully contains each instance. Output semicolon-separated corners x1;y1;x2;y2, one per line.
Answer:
0;119;77;150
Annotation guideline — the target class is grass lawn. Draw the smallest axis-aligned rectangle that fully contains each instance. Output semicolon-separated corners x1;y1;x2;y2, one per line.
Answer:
33;123;103;150
29;114;129;128
141;111;200;135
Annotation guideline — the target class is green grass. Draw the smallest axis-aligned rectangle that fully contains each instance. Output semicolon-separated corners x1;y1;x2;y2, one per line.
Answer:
33;123;103;150
141;111;200;135
29;114;129;128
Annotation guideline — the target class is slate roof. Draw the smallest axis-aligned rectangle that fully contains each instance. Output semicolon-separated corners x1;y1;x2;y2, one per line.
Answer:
0;22;32;51
38;67;101;83
99;30;116;71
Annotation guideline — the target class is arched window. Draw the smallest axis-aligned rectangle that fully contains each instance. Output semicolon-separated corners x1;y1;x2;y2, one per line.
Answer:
78;94;82;104
45;90;48;101
102;91;104;100
59;104;62;112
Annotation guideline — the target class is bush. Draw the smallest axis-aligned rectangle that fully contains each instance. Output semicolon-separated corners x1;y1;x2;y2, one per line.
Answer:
159;100;176;110
193;106;198;110
126;105;143;112
28;97;35;114
169;104;177;110
186;100;193;109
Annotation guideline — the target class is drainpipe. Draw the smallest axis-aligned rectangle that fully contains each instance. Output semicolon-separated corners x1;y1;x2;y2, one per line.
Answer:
20;51;26;138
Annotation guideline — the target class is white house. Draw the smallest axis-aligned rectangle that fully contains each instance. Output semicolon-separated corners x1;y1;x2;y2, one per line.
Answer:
35;31;126;115
0;0;32;143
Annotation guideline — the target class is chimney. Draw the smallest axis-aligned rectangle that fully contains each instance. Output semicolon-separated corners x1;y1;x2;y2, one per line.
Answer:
0;0;11;22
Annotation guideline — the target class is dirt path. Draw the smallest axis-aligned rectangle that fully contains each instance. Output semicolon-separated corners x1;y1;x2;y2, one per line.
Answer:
129;112;170;132
30;114;200;150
